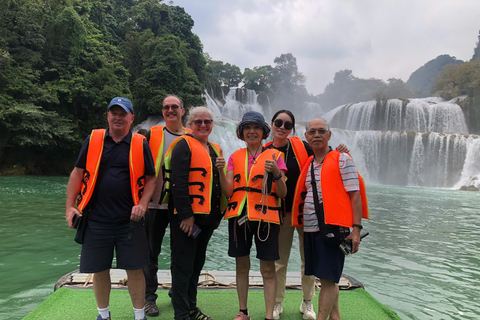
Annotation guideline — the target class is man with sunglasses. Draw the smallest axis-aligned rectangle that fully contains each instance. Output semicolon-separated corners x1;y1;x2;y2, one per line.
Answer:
143;95;193;317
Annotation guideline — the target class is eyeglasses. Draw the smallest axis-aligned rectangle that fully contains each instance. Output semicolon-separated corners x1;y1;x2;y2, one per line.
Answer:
306;128;329;136
274;119;294;130
162;105;180;111
193;119;213;126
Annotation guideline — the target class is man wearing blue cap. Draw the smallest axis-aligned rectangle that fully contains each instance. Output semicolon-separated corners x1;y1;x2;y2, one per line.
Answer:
65;97;156;320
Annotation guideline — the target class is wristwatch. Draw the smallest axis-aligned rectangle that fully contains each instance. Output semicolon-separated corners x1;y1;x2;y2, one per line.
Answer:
353;224;363;229
273;173;283;181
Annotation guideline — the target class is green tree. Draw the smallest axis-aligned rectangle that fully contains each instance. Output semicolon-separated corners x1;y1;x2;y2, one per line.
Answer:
0;0;209;173
432;60;480;133
406;54;463;97
318;70;386;109
269;53;307;109
380;78;415;100
243;65;274;93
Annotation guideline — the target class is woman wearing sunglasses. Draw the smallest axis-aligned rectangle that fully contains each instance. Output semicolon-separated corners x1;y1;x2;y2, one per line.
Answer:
164;106;226;320
265;110;348;320
217;111;287;320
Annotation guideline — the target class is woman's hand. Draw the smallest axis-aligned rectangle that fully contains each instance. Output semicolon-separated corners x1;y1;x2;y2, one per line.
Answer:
216;156;225;170
180;216;195;237
264;153;281;176
336;143;350;153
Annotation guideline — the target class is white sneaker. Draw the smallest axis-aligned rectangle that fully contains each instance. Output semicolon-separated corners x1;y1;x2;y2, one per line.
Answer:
273;302;283;319
299;300;316;320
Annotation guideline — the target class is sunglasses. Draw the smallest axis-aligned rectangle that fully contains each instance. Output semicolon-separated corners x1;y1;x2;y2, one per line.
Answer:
193;119;213;126
274;119;294;130
162;105;180;111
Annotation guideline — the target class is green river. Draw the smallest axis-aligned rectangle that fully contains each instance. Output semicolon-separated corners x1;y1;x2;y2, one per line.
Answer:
0;176;479;319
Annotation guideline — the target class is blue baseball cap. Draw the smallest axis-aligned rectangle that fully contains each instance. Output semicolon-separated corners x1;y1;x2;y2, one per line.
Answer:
108;97;134;114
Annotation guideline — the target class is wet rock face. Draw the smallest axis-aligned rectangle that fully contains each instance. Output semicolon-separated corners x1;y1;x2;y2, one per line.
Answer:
459;185;479;191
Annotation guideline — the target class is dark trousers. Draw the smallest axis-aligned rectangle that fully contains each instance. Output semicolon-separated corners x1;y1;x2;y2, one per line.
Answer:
170;220;215;320
143;208;170;302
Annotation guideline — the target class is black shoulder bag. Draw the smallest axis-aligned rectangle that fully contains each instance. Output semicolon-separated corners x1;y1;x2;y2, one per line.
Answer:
310;159;350;245
74;144;123;244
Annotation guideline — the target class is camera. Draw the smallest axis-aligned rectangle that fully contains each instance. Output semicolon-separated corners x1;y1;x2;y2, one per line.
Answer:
72;214;81;229
339;232;369;255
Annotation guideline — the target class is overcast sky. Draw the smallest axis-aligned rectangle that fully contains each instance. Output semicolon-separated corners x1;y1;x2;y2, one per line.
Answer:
171;0;480;95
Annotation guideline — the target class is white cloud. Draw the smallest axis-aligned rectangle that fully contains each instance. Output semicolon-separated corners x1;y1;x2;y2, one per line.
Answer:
173;0;480;94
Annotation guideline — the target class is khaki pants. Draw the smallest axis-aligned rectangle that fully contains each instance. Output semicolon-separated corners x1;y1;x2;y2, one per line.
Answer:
275;212;315;302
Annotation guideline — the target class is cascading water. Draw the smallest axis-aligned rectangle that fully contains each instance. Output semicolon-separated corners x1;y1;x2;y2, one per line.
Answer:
322;97;479;188
136;90;480;189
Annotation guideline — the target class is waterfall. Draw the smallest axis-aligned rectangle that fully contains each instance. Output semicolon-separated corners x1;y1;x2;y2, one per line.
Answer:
321;97;478;188
327;98;469;134
135;92;480;190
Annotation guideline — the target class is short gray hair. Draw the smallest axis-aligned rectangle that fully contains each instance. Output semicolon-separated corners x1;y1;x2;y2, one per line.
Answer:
306;118;330;131
164;94;184;108
186;107;214;127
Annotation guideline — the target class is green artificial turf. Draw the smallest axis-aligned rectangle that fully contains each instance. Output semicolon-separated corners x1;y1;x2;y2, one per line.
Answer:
24;287;401;320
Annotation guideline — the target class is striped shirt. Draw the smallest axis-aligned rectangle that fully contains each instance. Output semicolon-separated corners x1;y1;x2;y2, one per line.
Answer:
303;152;360;233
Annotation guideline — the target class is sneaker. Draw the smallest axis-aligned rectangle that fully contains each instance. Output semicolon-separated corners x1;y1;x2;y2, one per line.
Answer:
273;302;283;319
233;311;251;320
136;317;148;320
144;300;159;317
190;307;213;320
96;313;111;320
299;300;316;320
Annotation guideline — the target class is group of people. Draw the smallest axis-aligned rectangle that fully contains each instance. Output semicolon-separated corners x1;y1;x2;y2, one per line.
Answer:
65;94;368;320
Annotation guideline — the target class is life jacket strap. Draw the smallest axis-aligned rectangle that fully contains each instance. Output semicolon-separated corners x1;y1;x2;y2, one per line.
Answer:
233;186;278;198
254;204;282;213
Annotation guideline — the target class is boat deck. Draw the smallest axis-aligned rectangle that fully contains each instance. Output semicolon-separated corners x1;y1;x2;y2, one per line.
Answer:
55;269;363;291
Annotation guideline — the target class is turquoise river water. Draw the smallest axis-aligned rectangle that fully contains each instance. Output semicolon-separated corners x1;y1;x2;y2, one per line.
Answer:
0;176;479;320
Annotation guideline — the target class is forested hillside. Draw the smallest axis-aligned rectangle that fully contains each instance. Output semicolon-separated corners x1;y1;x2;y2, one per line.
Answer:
1;0;479;174
0;0;206;174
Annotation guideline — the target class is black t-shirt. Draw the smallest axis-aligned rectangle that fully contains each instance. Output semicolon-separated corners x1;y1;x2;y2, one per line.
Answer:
75;129;155;222
266;140;313;212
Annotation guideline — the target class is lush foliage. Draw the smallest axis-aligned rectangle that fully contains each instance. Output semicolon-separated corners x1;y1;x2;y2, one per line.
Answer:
241;53;308;109
316;70;415;109
406;54;464;97
0;0;206;173
432;59;480;133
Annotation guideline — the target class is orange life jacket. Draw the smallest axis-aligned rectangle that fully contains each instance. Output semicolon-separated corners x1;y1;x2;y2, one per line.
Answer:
264;136;309;170
163;135;227;214
224;148;282;224
149;125;192;176
76;129;146;212
291;151;369;227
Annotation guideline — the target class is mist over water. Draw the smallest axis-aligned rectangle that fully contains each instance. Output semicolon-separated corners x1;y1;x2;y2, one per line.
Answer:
137;89;480;189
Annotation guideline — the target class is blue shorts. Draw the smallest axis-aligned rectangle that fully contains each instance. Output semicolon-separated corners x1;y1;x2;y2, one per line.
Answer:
80;219;149;273
304;231;345;283
228;217;280;261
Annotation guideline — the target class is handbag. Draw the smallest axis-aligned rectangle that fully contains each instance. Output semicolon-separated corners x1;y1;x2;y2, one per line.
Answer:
310;158;350;245
74;143;122;244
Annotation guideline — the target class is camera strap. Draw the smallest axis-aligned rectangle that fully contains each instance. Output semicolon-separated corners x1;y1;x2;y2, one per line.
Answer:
309;159;325;229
